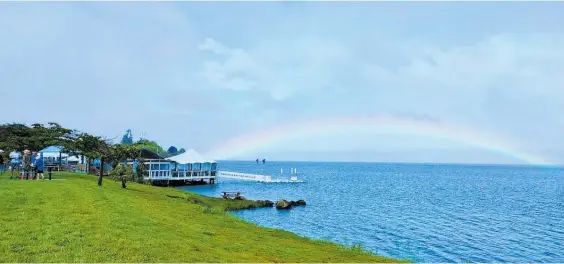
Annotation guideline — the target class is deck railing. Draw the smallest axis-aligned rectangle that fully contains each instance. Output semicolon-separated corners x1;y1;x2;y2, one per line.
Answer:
128;159;217;181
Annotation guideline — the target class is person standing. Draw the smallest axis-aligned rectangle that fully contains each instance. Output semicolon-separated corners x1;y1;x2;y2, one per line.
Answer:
0;150;5;175
34;152;45;180
31;151;37;179
9;150;21;179
22;150;32;180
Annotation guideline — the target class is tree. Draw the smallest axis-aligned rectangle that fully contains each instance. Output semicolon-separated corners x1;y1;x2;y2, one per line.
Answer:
137;139;168;158
0;123;32;151
0;122;75;151
120;129;133;145
167;146;178;155
177;148;186;154
105;144;142;188
66;132;111;187
66;133;143;187
1;122;146;187
106;144;140;165
40;122;76;151
109;163;134;188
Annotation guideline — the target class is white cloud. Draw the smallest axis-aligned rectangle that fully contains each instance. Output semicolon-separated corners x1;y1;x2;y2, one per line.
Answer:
197;36;352;100
198;32;564;159
370;33;564;149
197;38;229;54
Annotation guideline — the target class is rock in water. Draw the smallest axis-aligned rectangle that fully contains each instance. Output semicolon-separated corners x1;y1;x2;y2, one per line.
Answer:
276;199;292;210
289;200;307;206
264;200;274;207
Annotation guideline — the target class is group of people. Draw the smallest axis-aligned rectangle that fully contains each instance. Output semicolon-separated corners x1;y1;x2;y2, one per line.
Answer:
0;149;45;180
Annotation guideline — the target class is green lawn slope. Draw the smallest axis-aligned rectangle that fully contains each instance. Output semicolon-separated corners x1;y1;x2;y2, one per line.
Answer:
0;172;406;262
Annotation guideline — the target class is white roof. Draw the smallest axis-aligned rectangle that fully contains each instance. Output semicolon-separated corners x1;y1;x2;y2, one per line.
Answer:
42;152;69;158
41;152;83;162
166;149;216;164
67;155;81;162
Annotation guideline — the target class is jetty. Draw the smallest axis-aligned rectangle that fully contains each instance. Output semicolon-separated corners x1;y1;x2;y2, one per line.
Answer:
124;149;303;186
218;169;304;183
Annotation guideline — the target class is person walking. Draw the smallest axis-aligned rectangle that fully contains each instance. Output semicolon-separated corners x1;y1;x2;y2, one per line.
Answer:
22;150;32;180
34;152;45;180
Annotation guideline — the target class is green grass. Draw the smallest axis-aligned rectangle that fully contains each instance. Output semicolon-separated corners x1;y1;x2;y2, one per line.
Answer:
0;172;407;262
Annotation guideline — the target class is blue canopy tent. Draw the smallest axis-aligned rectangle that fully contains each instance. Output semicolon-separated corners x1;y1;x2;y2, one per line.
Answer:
39;146;66;171
40;146;86;172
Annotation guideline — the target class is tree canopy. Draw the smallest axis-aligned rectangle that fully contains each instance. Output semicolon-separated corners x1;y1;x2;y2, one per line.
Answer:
0;122;75;152
120;129;133;145
0;123;144;186
1;123;188;186
167;146;178;155
137;139;168;157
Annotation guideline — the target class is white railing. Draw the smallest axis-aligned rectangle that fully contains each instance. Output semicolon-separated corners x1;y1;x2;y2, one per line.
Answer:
218;171;269;181
218;171;303;183
128;160;217;181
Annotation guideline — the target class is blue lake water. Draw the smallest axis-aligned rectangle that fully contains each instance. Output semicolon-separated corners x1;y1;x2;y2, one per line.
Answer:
179;161;564;262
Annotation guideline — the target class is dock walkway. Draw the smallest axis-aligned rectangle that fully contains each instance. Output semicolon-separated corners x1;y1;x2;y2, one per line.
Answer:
218;171;304;183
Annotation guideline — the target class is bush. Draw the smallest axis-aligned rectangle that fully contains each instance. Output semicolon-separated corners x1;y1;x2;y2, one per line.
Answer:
109;164;134;188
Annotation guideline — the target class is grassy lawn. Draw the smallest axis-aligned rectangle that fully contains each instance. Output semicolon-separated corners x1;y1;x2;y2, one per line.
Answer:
0;171;406;262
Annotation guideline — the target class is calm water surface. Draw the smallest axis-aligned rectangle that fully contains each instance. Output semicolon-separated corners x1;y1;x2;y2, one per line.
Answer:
179;161;564;262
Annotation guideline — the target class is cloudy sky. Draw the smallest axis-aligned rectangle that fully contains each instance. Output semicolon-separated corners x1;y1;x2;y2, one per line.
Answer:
1;2;563;164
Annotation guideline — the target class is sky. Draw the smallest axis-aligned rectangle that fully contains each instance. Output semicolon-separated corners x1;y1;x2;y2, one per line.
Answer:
1;2;564;164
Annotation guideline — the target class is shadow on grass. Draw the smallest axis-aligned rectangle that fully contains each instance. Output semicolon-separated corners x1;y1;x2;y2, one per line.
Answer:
124;187;146;193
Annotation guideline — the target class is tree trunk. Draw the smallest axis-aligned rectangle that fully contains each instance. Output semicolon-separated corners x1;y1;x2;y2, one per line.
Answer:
98;159;104;186
122;178;127;188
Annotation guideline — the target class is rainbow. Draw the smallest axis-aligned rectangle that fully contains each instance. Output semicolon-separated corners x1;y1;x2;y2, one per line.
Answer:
204;115;551;165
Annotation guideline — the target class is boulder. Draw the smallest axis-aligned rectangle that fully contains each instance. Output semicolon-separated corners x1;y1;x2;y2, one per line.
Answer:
264;200;274;207
276;199;292;210
288;200;306;206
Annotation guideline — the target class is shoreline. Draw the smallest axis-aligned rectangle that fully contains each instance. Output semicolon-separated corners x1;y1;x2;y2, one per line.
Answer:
0;172;408;263
178;187;398;261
